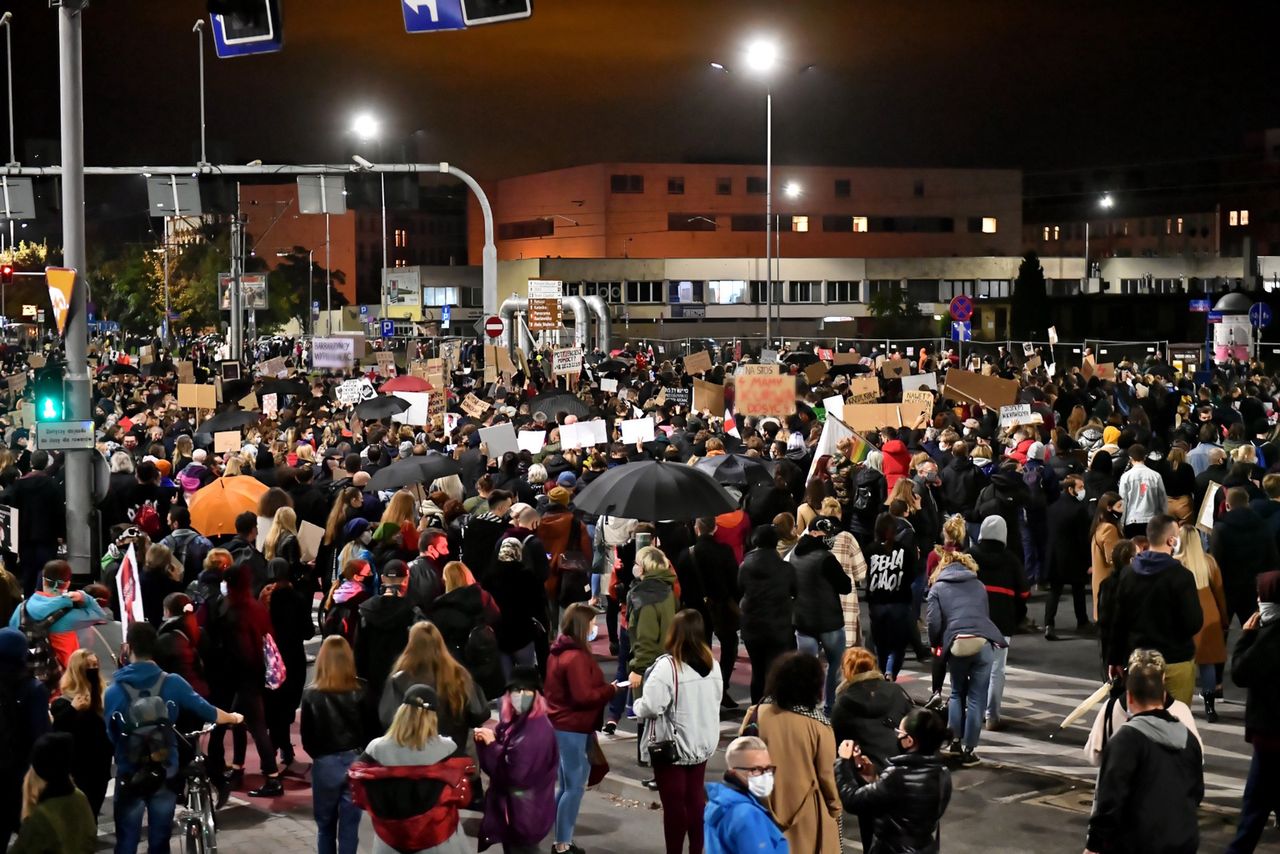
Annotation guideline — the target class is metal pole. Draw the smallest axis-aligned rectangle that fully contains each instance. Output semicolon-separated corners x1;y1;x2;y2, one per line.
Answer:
58;0;91;578
380;172;387;316
2;13;14;166
775;212;781;341
162;242;171;346
325;212;331;334
1083;221;1089;288
764;89;772;345
194;20;207;165
308;248;314;338
230;182;243;360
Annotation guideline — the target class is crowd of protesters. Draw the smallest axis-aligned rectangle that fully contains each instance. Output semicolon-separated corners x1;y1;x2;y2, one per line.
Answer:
0;329;1277;853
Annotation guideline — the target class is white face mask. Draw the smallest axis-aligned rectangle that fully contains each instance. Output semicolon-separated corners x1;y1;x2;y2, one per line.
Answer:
1170;537;1181;554
746;771;774;799
360;531;372;545
219;581;228;596
1075;488;1087;502
509;691;534;715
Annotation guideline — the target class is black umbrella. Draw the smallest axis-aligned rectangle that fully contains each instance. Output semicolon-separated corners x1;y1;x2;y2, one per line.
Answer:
827;362;871;377
573;460;736;521
220;377;254;404
196;408;260;436
529;391;590;420
781;352;820;368
595;358;632;376
354;395;411;420
365;455;463;493
259;378;309;399
110;363;140;376
693;453;774;488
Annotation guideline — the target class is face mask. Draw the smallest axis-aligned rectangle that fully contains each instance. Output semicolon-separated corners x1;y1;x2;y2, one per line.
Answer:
85;667;100;683
1170;537;1181;554
509;692;534;715
219;581;228;596
360;531;372;545
746;771;774;799
1075;489;1087;502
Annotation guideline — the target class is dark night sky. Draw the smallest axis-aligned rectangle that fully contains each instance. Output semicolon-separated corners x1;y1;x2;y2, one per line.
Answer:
8;2;1280;182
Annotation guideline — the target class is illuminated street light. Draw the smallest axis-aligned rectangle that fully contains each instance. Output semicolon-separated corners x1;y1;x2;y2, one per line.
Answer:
351;113;380;141
745;39;778;73
784;181;802;199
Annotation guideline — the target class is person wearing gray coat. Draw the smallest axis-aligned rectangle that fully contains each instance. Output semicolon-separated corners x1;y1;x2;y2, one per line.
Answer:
926;552;1005;765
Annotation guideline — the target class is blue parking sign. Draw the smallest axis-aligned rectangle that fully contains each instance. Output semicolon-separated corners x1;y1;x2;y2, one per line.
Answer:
380;319;396;338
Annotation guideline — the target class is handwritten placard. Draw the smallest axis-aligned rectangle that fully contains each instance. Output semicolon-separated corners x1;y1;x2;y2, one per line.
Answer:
735;374;796;417
214;431;241;454
902;389;934;406
847;375;881;404
737;364;777;376
178;383;218;410
683;350;713;376
461;393;491;419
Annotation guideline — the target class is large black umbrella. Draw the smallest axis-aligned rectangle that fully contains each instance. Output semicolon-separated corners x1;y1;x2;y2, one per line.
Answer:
259;378;309;399
220;377;254;404
827;362;871;377
595;358;632;376
196;408;260;435
693;453;774;488
781;352;820;368
110;363;140;376
354;395;411;420
573;460;736;521
529;391;590;421
365;455;462;493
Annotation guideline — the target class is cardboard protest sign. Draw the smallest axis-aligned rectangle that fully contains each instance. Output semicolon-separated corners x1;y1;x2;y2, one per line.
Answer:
461;393;491;419
482;345;498;384
833;351;861;366
178;384;217;410
1095;362;1116;381
496;347;517;376
842;403;902;433
479;423;519;458
27;354;45;369
759;349;779;364
735;374;796;417
259;357;286;377
1081;355;1096;380
6;374;24;393
175;360;195;383
898;398;933;428
939;370;1020;408
902;389;934;406
683;350;713;376
692;379;725;414
803;362;828;386
214;431;241;454
881;360;911;380
375;351;396;376
262;393;278;420
297;521;324;564
737;364;777;376
847;375;881;404
237;391;257;411
1025;355;1042;373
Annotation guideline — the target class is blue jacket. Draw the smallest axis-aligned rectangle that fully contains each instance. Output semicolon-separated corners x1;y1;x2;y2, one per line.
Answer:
926;561;1005;651
9;591;110;634
104;660;218;778
704;779;789;854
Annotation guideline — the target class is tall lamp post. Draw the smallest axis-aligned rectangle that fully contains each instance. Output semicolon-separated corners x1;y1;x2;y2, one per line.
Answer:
352;113;388;318
1084;193;1114;287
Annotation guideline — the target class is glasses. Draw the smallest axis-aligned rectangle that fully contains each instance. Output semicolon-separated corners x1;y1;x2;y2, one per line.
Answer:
731;765;776;777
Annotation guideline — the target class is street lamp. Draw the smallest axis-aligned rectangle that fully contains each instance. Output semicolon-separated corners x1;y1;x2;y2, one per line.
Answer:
278;244;329;338
351;112;388;318
1084;193;1115;286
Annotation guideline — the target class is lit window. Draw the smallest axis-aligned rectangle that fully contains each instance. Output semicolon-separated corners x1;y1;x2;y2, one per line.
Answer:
1053;226;1060;240
1042;226;1050;241
1122;222;1129;236
1241;209;1250;225
792;215;809;233
1177;217;1184;234
851;217;868;233
1166;218;1172;234
981;217;997;234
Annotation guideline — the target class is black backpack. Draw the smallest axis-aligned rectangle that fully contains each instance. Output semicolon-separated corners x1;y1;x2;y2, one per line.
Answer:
119;673;174;796
170;531;211;582
554;519;592;608
19;601;71;692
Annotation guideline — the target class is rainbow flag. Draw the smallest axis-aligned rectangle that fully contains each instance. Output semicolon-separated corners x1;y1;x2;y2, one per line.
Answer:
849;430;872;464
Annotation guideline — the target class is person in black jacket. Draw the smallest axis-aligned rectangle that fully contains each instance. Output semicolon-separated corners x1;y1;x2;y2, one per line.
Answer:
1085;651;1203;854
1043;475;1094;640
460;490;514;585
835;707;952;854
300;636;370;854
736;527;797;705
10;450;64;596
676;517;741;708
1212;487;1280;629
970;464;1029;554
487;537;546;674
0;627;51;849
938;441;988;517
261;558;315;771
970;516;1026;730
863;512;917;681
1225;570;1280;853
405;528;448;612
354;560;417;710
791;516;854;715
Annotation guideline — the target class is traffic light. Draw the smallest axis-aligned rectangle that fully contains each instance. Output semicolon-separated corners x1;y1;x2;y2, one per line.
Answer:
33;365;64;423
0;265;12;285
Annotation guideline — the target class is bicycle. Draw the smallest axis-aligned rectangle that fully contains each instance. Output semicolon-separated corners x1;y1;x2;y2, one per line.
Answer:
177;723;219;854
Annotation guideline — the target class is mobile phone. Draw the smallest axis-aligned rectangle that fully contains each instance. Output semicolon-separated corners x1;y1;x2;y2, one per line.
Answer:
635;532;653;551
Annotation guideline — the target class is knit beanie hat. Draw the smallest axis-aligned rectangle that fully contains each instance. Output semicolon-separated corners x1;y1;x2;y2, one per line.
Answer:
979;515;1007;545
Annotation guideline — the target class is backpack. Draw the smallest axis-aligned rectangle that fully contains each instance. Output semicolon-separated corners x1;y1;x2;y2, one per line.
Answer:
19;601;70;692
321;598;361;644
553;519;592;608
170;531;211;582
851;483;873;512
133;502;162;538
119;673;174;796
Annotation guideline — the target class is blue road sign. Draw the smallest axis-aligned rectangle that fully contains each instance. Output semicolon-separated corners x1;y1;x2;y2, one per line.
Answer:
949;295;974;323
441;304;451;329
951;321;972;342
1250;302;1272;329
1189;299;1211;313
402;0;467;32
380;319;396;338
210;0;284;59
1207;311;1224;324
359;305;369;316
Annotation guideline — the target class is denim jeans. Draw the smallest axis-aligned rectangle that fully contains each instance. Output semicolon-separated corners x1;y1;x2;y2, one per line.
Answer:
1226;746;1280;854
1197;664;1217;696
312;750;361;854
946;642;994;751
553;730;590;845
113;783;177;854
986;637;1011;722
796;628;845;713
607;629;631;722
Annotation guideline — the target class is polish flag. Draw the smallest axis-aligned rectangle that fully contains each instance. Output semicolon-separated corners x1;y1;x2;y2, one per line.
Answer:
724;407;740;439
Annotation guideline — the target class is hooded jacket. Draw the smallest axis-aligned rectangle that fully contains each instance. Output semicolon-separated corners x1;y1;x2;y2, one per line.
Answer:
836;752;951;854
634;653;724;765
544;635;615;733
156;613;208;698
9;591;109;669
881;439;911;491
355;594;417;701
737;545;797;646
477;697;558;850
938;455;988;516
703;775;789;854
925;557;1004;652
1106;551;1203;666
970;470;1029;546
104;660;218;778
971;539;1027;637
352;735;473;854
1086;710;1203;854
790;534;853;635
1211;506;1280;596
625;561;679;679
1229;616;1280;748
830;671;915;770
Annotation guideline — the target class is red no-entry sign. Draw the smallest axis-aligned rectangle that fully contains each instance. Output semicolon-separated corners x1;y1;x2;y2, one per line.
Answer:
484;315;504;338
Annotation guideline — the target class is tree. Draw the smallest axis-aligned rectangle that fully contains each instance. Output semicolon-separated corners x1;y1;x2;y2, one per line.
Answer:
264;247;347;332
88;245;163;334
1011;251;1048;340
867;283;925;338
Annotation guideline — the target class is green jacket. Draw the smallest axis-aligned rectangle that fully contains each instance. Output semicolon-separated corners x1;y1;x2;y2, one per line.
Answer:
9;789;97;854
626;563;678;684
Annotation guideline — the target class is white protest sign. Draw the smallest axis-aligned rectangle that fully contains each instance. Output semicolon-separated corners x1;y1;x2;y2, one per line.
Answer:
620;417;656;444
561;420;608;450
999;404;1042;427
312;336;355;369
822;395;846;417
600;377;618;393
390;391;431;426
479;423;519;458
516;430;547;454
552;348;584;376
336;378;373;405
900;372;938;393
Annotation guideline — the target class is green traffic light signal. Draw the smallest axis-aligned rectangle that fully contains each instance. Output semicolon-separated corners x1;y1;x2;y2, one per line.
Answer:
33;366;64;422
39;396;60;421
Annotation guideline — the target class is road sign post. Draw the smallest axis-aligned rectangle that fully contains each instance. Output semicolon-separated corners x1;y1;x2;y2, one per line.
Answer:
380;318;395;338
951;321;972;342
481;315;504;338
1249;302;1272;329
210;0;284;58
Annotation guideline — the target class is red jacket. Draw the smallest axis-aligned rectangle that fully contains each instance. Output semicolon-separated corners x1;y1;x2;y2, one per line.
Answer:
881;439;912;491
348;755;474;851
544;635;615;733
713;509;751;565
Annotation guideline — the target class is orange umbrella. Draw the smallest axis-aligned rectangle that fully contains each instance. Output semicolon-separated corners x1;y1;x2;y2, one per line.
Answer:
188;476;269;537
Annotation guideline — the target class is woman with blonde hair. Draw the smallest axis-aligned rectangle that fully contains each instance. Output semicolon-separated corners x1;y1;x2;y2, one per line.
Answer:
350;684;473;854
820;497;868;648
379;622;487;755
1174;524;1229;722
11;733;96;854
1162;446;1196;524
379;491;417;529
420;561;503;699
301;636;368;854
50;650;112;818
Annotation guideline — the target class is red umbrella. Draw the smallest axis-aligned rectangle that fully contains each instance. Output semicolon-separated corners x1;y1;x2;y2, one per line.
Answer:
381;375;433;393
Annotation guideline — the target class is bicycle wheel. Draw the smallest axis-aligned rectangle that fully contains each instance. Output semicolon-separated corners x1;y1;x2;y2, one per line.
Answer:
190;781;219;854
183;818;205;854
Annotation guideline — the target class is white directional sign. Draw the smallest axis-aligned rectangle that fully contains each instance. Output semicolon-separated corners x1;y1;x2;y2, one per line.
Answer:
35;420;95;451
